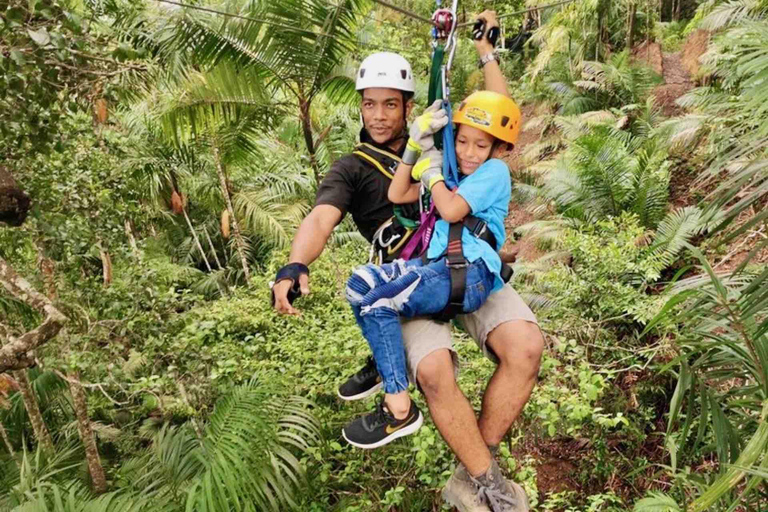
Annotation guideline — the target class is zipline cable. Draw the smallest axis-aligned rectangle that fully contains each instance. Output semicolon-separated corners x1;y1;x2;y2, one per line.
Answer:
370;0;435;25
456;0;578;27
155;0;335;37
369;0;579;29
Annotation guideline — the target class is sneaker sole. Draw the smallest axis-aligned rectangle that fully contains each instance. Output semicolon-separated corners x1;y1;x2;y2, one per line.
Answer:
337;381;383;401
342;411;424;449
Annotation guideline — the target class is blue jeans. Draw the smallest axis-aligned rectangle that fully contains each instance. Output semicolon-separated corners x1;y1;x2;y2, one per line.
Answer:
345;258;495;394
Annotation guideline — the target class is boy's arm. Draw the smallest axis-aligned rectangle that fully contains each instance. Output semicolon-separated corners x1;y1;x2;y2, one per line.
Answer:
388;162;420;204
430;182;470;223
411;152;471;222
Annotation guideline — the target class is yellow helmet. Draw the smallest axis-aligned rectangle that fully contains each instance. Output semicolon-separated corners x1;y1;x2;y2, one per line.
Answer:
453;91;522;145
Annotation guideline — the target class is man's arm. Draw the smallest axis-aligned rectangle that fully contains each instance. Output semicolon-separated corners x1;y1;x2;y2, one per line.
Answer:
474;10;509;98
273;204;342;315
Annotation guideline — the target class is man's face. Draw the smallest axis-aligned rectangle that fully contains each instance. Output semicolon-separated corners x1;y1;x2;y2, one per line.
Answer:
360;88;413;145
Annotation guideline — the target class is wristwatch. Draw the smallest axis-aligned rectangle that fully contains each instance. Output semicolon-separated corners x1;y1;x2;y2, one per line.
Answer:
479;52;497;68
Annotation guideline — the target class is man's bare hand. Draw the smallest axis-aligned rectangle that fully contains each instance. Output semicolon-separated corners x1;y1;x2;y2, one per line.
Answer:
272;274;310;316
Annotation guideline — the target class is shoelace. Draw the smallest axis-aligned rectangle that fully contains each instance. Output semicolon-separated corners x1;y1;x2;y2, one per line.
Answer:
365;400;391;430
469;475;519;512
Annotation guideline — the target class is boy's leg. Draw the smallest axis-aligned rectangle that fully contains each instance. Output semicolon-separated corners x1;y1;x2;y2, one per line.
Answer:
342;263;427;449
345;263;411;396
353;262;450;394
338;259;425;402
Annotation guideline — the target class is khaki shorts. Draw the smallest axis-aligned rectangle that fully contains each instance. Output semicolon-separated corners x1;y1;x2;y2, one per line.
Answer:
400;284;539;384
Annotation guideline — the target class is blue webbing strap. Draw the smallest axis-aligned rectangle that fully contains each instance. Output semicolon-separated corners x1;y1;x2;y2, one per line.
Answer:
441;100;460;189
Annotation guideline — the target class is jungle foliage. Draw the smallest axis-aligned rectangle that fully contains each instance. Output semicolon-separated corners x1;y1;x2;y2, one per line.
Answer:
1;0;768;510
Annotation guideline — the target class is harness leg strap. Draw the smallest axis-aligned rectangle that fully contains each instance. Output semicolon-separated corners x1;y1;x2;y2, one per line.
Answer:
436;222;467;322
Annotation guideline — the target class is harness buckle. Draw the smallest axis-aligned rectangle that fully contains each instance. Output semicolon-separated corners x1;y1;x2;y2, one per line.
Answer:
446;259;468;269
470;220;488;239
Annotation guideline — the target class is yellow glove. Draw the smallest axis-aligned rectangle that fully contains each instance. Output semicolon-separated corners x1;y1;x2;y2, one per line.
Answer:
402;100;449;164
411;149;444;190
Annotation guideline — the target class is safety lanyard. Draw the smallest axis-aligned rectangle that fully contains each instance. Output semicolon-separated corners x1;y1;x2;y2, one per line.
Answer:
426;1;461;191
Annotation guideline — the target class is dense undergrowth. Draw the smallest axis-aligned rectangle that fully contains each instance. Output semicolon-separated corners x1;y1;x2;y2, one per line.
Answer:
2;0;768;510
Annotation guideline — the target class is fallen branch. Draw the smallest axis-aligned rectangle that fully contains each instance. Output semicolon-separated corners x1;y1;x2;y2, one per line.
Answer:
0;258;67;373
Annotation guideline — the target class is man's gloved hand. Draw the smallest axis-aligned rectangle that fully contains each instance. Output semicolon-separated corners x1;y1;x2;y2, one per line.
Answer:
411;148;445;191
473;10;500;53
271;263;310;316
402;100;449;165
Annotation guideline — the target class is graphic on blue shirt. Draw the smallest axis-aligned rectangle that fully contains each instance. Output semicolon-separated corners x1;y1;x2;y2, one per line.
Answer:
427;158;511;292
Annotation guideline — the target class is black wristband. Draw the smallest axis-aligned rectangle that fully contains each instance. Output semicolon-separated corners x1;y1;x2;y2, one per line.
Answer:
271;263;309;306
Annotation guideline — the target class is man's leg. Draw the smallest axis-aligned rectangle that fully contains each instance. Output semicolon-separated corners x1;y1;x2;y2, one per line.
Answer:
416;349;492;477
478;320;544;446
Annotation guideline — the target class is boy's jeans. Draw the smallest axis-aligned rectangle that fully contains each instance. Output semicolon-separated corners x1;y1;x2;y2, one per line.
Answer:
345;257;495;395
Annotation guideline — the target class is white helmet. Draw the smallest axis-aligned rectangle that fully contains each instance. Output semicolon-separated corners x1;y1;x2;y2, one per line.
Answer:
355;52;415;93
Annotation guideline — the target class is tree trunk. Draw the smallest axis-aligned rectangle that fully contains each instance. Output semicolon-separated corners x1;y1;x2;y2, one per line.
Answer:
13;369;54;453
182;209;213;272
124;219;141;260
34;241;57;300
212;142;250;283
0;419;16;462
0;166;30;227
596;8;602;60
99;247;112;286
67;371;107;493
0;258;68;373
627;1;637;49
204;226;223;270
299;98;321;186
182;210;227;296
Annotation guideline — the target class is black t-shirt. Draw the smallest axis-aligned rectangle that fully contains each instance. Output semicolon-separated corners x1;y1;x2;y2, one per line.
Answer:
315;131;417;243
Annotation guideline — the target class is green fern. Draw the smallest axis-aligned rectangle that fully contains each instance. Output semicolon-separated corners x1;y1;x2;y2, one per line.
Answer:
650;206;707;268
633;491;682;512
2;382;320;512
544;125;671;228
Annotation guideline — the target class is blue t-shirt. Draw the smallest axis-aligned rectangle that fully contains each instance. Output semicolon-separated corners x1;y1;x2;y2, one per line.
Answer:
427;159;511;292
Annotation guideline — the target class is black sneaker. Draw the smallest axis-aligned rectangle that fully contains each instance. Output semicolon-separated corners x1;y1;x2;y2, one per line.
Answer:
337;356;383;401
342;398;423;449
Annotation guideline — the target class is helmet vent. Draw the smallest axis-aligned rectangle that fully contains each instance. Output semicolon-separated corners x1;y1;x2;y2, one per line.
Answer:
501;116;510;127
400;69;407;79
458;102;466;111
360;69;366;78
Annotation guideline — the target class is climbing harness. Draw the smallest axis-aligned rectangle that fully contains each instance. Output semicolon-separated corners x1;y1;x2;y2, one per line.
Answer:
353;143;419;265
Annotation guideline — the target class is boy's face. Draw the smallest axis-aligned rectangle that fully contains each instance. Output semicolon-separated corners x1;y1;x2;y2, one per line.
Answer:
455;124;495;175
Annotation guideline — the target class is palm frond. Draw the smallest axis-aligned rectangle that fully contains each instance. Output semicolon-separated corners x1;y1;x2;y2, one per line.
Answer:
651;207;707;268
633;491;683;512
700;0;767;30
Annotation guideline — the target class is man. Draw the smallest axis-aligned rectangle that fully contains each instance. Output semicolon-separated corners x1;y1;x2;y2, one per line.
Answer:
272;12;543;512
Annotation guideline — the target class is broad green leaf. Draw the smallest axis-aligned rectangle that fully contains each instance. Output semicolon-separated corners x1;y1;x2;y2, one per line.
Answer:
27;27;51;46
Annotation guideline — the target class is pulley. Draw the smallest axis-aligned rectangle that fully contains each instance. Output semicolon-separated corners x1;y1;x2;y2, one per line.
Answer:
431;8;455;40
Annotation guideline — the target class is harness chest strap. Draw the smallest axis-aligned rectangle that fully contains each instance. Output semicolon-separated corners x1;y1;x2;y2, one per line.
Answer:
353;144;418;263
